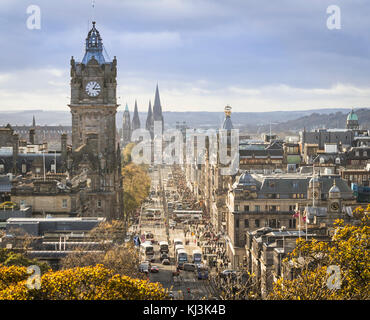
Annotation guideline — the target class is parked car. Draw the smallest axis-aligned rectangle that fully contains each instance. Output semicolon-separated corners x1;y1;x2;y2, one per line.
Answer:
150;265;159;273
162;259;170;265
183;263;196;272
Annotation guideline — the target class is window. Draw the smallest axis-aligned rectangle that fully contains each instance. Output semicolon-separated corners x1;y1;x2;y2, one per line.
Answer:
244;219;249;228
255;219;260;228
22;164;27;173
289;219;296;228
289;205;295;212
244;205;249;212
364;151;367;157
97;200;102;208
235;219;239;228
255;205;260;212
20;200;26;207
36;167;41;174
62;199;68;208
269;219;278;228
235;205;239;212
0;164;4;173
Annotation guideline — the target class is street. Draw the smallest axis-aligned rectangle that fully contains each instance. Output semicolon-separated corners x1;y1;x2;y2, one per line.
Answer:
130;165;220;300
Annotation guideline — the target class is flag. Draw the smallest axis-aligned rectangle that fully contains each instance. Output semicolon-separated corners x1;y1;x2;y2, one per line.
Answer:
292;210;300;218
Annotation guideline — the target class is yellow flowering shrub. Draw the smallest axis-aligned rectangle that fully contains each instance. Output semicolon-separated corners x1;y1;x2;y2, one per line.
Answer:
0;264;168;300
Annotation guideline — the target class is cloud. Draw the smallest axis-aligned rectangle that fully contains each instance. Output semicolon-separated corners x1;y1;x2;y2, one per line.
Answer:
0;0;370;112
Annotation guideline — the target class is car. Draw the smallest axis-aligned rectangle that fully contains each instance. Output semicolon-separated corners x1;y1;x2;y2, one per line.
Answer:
183;263;196;272
139;262;150;273
160;253;169;260
220;269;237;279
150;266;159;273
162;258;170;265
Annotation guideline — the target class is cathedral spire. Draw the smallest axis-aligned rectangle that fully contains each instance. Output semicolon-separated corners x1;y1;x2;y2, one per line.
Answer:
153;84;163;120
132;100;140;131
152;84;164;133
146;100;153;130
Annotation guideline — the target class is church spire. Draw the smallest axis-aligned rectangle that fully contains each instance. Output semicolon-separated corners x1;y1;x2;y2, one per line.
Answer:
132;100;141;131
153;84;163;120
146;100;153;130
152;84;164;132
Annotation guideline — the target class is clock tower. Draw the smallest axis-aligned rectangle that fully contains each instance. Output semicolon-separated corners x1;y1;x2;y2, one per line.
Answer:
69;22;121;219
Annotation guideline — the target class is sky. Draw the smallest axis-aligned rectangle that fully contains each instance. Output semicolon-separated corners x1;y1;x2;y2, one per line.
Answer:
0;0;370;113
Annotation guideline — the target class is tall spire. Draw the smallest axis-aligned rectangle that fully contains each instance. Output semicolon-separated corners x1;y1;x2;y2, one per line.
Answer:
152;84;164;133
32;115;36;128
132;100;141;131
146;100;153;131
122;103;131;145
153;84;163;120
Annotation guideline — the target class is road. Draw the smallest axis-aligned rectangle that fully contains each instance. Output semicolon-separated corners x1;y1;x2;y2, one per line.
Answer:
130;165;219;300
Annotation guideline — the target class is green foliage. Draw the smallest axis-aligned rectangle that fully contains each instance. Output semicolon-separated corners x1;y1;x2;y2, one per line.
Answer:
0;248;50;274
269;208;370;300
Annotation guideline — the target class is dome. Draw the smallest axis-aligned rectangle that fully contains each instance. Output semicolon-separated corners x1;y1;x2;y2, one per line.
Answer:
347;109;358;121
309;176;320;185
238;172;257;186
329;180;340;194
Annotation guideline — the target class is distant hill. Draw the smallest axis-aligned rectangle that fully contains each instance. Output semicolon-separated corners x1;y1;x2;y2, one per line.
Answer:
0;108;368;133
255;108;370;134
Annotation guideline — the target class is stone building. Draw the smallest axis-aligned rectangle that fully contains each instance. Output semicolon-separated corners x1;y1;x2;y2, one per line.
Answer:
68;21;122;220
225;171;356;268
122;104;131;146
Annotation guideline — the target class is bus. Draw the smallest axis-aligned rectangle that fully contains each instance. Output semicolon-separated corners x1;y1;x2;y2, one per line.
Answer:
140;243;154;261
159;241;169;254
173;238;183;248
175;244;185;259
176;249;188;269
173;210;202;221
192;249;202;265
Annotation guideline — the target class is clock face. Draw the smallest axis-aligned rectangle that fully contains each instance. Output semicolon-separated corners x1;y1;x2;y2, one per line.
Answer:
85;81;101;97
330;202;339;211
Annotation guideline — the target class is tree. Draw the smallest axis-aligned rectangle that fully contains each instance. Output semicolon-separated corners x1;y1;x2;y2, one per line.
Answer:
122;162;151;231
269;208;369;300
0;264;168;300
0;248;50;274
60;245;144;280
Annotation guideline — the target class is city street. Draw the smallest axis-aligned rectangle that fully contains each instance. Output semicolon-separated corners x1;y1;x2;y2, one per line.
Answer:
130;165;220;300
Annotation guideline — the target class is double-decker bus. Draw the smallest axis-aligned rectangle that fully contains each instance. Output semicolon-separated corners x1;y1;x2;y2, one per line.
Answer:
176;249;188;269
159;241;169;253
140;242;154;261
